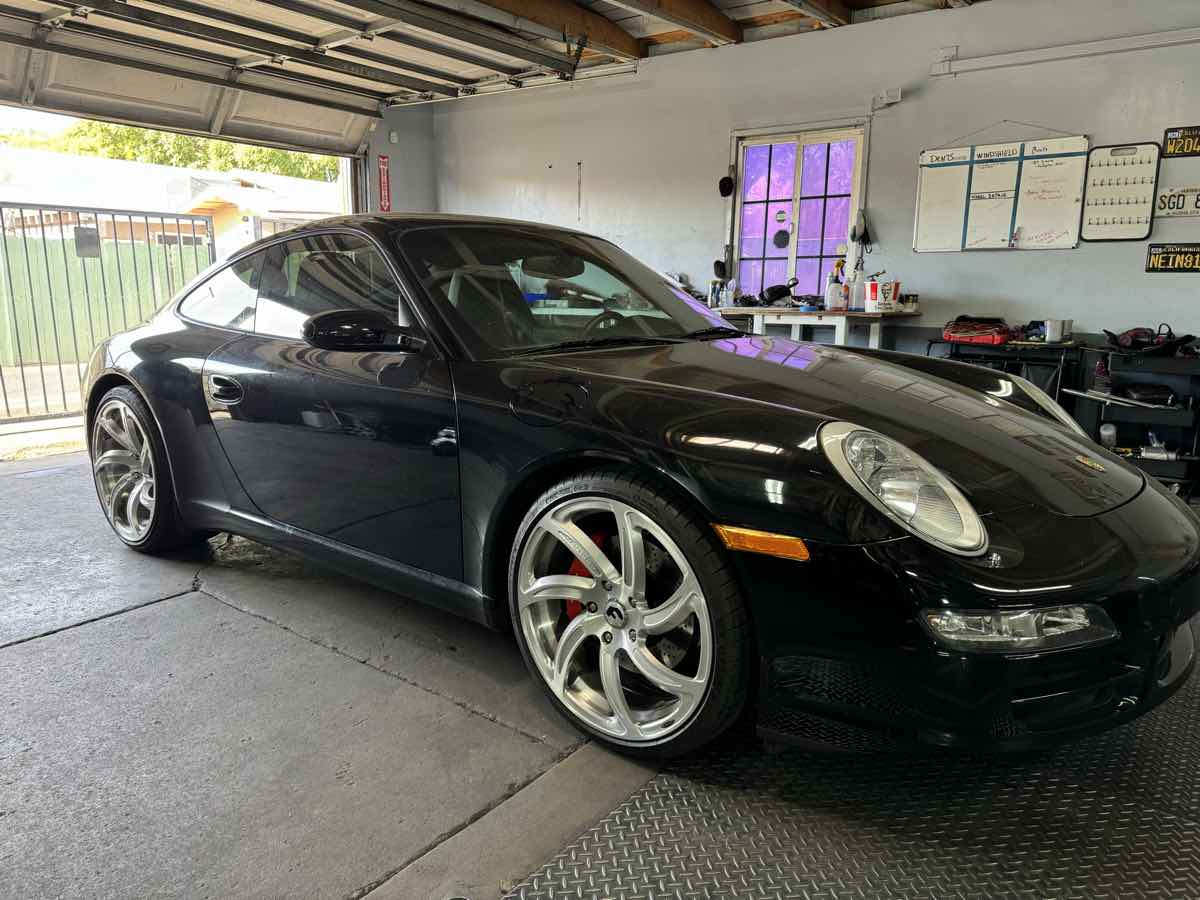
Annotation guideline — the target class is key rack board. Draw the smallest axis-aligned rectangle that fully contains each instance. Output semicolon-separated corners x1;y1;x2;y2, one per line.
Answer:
1080;142;1162;241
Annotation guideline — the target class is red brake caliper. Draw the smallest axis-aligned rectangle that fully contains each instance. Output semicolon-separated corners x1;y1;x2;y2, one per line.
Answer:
565;531;608;621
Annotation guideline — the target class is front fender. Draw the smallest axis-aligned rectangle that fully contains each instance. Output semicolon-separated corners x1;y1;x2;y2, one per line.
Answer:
569;372;900;546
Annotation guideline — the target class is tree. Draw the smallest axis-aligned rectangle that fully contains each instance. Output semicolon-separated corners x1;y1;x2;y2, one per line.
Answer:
2;120;340;181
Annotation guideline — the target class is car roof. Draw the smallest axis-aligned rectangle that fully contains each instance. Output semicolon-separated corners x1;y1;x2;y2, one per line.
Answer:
268;212;594;241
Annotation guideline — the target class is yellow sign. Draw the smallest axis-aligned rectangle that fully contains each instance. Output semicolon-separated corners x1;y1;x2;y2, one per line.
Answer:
1164;126;1200;158
1146;244;1200;273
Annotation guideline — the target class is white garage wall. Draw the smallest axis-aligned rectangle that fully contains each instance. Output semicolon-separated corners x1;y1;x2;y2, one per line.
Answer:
404;0;1200;342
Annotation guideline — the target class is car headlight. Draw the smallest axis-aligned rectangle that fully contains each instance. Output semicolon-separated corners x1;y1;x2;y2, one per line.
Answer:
1007;373;1089;439
819;421;987;555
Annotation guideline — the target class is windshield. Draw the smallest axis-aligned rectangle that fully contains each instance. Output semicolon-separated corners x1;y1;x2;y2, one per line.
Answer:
395;225;734;358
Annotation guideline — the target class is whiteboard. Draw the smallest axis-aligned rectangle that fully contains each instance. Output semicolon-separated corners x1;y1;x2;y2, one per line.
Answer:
914;136;1088;252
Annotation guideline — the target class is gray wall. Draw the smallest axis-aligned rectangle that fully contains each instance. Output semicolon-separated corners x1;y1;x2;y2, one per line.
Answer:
366;104;437;214
401;0;1200;341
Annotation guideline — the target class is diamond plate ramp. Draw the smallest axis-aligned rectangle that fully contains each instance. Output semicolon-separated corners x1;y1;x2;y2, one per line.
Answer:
509;637;1200;899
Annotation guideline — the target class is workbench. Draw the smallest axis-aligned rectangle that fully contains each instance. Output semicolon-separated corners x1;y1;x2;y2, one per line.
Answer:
715;307;921;349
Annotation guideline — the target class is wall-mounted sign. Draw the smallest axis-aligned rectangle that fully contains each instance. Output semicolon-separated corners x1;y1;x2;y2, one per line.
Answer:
74;225;100;258
1156;186;1200;218
1146;243;1200;273
1164;126;1200;158
378;154;391;212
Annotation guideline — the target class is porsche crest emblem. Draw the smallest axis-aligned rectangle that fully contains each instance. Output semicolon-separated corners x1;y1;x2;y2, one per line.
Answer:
1074;454;1107;472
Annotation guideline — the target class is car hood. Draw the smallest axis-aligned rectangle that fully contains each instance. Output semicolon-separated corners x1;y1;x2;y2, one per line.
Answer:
538;336;1144;518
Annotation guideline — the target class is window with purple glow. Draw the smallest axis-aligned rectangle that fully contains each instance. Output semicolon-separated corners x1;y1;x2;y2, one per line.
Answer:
734;142;796;297
733;133;860;300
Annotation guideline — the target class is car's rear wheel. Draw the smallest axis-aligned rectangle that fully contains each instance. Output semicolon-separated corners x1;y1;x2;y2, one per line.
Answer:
90;386;206;554
509;470;751;758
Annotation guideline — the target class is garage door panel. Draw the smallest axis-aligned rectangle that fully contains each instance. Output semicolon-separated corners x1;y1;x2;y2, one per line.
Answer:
0;38;374;156
38;52;218;131
221;88;373;154
0;44;27;104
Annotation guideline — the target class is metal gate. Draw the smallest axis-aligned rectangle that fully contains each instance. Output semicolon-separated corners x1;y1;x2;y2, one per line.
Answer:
0;203;215;421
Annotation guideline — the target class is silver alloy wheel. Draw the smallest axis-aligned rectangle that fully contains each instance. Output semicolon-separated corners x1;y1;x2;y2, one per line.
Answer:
91;398;156;543
517;496;713;744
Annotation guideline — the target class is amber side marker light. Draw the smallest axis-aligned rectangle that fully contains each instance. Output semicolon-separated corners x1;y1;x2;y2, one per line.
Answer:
713;524;810;561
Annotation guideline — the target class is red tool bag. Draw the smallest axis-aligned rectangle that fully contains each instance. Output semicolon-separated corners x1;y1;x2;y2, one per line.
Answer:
943;316;1010;346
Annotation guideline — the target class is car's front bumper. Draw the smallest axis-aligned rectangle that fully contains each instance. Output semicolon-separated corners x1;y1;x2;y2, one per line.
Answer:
739;480;1200;751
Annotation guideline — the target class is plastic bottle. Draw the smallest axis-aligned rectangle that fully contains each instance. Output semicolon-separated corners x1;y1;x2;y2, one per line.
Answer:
824;271;841;309
846;267;863;309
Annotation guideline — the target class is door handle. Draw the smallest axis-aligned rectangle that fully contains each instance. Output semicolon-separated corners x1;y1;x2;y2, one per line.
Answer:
206;373;244;405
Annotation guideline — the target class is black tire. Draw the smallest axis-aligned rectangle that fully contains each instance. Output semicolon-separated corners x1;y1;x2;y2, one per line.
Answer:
90;385;208;555
508;468;752;759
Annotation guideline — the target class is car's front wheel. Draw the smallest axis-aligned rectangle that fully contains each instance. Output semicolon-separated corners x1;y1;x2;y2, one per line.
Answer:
90;385;206;554
509;470;751;757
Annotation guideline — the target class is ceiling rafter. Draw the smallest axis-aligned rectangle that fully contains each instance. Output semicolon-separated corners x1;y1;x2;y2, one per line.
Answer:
466;0;646;60
600;0;740;46
776;0;850;27
254;0;528;77
138;0;472;86
325;0;581;73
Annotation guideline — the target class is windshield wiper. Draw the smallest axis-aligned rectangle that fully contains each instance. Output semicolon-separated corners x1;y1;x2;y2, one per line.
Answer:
512;335;684;356
680;326;747;340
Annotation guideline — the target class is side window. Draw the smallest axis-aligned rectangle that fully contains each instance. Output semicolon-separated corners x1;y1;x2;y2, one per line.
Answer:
254;232;408;340
177;253;261;330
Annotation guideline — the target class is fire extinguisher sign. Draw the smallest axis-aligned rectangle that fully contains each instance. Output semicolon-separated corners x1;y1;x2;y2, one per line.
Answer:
378;154;391;212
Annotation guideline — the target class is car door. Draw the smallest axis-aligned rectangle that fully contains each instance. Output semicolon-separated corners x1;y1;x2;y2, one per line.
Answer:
202;230;462;580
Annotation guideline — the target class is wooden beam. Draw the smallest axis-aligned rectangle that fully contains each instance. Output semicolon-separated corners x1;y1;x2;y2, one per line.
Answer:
643;28;706;47
741;11;819;29
776;0;850;27
602;0;741;45
475;0;647;60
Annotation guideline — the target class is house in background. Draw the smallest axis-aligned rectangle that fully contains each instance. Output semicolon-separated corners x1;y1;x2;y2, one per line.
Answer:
0;146;347;257
181;169;347;253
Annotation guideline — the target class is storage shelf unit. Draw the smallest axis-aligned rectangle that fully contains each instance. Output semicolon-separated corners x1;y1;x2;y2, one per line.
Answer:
1100;406;1197;426
1088;351;1200;494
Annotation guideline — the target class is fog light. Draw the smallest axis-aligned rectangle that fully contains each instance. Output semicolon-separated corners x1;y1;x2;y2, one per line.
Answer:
922;604;1118;652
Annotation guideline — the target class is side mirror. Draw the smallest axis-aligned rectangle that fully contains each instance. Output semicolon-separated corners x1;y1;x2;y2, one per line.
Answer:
302;308;426;353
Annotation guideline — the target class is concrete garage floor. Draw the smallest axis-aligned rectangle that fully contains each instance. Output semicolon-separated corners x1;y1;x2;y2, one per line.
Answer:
0;452;653;900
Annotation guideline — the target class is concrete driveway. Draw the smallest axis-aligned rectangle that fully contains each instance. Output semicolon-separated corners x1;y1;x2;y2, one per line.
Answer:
0;453;652;900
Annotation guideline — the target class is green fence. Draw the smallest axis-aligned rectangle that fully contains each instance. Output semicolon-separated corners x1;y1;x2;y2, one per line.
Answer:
0;204;214;419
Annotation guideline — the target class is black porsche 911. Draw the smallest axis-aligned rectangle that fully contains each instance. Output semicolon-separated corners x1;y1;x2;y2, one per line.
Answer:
84;214;1200;757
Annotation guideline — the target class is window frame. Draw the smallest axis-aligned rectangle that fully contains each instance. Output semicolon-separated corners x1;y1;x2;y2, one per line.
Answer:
726;120;869;298
174;226;435;351
253;232;409;341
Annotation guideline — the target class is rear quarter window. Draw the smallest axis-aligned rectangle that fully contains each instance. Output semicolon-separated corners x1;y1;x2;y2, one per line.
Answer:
177;253;261;330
